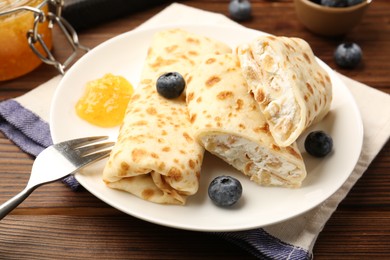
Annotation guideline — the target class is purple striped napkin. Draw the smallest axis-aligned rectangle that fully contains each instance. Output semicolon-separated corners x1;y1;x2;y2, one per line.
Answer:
0;99;79;191
1;3;389;260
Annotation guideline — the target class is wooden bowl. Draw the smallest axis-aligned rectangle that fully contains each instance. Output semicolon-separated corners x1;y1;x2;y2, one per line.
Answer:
294;0;371;36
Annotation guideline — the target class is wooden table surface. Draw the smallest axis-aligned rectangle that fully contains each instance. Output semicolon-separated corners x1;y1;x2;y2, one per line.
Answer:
1;0;389;259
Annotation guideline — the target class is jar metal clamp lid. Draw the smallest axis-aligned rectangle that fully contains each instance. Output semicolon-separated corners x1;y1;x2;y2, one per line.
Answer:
0;0;89;75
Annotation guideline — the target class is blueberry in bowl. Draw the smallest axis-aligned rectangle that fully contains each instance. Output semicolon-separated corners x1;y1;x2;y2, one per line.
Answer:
320;0;349;7
294;0;371;36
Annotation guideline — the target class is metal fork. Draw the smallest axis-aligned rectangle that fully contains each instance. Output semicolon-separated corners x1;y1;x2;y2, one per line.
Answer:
0;136;114;220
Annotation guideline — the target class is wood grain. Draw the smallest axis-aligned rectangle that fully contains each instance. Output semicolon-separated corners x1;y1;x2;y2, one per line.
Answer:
0;1;389;259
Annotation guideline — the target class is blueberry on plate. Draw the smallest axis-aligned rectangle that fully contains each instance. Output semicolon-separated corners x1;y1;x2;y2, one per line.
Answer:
156;72;185;99
320;0;349;7
334;42;362;69
228;0;252;21
208;176;243;207
304;131;333;157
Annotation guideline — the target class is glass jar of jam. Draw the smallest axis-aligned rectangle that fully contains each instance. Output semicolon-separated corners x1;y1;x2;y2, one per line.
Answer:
0;0;53;81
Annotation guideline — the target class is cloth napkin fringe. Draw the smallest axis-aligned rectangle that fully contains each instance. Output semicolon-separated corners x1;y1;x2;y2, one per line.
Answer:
216;229;311;260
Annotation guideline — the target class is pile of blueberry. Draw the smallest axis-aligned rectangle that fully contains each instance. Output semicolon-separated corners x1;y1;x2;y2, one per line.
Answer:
311;0;364;7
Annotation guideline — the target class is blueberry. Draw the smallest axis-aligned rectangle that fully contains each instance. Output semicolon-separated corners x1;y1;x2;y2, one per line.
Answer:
228;0;252;21
347;0;363;6
334;42;362;68
320;0;348;7
304;131;333;157
156;72;185;99
208;176;243;207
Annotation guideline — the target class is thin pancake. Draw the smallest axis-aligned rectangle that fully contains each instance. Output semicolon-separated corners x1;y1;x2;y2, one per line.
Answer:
186;53;306;188
237;35;332;147
103;29;232;204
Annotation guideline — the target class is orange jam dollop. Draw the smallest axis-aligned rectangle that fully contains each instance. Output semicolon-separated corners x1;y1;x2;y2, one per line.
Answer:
75;73;134;127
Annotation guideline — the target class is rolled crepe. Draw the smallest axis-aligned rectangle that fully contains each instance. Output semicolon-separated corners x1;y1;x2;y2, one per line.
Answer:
237;35;332;147
103;29;231;204
186;53;306;188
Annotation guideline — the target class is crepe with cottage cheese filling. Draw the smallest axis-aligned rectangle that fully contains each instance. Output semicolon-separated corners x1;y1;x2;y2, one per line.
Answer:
102;28;232;204
186;53;306;188
237;35;332;147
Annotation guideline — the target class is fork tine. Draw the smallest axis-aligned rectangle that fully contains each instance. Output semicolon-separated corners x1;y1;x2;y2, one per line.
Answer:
76;142;115;156
58;136;109;149
76;149;112;168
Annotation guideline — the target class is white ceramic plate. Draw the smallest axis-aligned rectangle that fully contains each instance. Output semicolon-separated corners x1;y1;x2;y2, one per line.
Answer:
50;24;363;232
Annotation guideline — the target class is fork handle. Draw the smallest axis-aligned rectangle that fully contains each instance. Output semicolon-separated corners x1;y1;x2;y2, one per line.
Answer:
0;186;36;220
